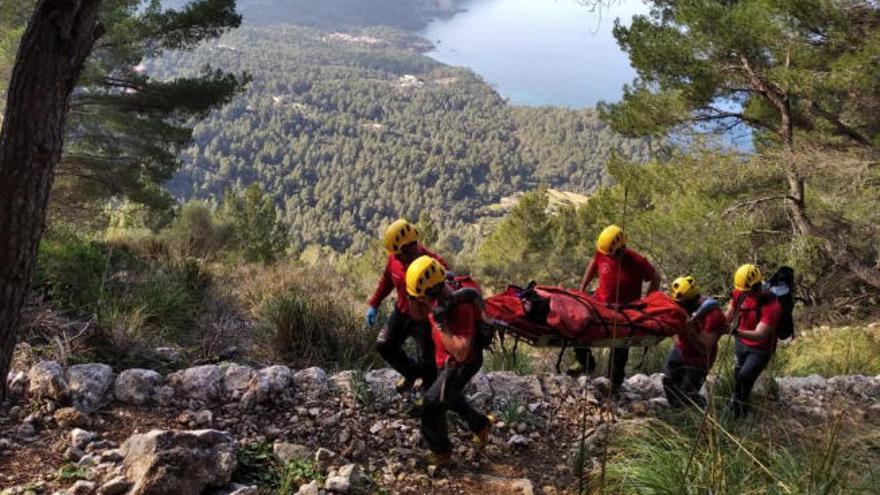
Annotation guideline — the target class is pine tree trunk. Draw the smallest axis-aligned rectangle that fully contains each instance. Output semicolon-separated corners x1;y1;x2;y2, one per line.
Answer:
0;0;103;401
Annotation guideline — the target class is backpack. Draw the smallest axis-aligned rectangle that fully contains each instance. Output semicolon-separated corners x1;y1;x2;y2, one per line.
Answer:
434;275;495;351
764;266;796;340
731;266;796;341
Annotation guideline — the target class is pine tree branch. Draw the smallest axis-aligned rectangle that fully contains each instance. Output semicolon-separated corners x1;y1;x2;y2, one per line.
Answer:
722;195;796;217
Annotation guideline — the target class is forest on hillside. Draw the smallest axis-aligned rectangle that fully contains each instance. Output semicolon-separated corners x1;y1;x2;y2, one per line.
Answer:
150;25;653;252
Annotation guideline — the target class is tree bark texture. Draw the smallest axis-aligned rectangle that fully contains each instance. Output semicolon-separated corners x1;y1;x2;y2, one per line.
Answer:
739;53;880;290
0;0;103;401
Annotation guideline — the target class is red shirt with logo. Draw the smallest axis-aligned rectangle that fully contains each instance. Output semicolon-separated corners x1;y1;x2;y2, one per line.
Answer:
430;302;480;368
429;277;482;367
731;289;781;351
675;304;726;369
368;245;447;315
594;248;657;305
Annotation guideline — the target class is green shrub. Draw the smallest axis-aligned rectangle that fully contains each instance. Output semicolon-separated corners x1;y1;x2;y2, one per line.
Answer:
776;326;880;377
36;236;109;312
279;459;322;494
232;442;281;489
602;414;877;495
259;288;377;369
485;344;534;374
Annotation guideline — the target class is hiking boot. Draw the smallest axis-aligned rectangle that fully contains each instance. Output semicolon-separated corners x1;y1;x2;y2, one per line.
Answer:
566;364;587;377
405;396;425;417
473;414;496;444
395;376;415;394
426;452;454;467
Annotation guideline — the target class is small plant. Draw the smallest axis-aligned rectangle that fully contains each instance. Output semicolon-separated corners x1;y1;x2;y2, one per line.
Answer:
56;463;88;481
278;459;322;494
485;345;534;374
498;398;530;426
350;370;373;408
232;442;281;489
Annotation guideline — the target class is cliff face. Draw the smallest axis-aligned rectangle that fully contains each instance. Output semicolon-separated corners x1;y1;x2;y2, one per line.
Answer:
2;361;879;494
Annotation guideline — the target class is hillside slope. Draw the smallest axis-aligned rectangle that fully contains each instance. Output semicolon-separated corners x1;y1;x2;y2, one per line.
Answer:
148;26;651;252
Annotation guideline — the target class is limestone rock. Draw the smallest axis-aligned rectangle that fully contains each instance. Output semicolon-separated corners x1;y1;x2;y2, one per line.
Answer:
6;371;28;397
71;428;98;449
624;373;664;398
256;365;294;401
28;361;68;402
293;367;327;397
68;480;96;495
167;365;223;403
465;372;493;406
273;442;313;463
295;480;320;495
97;476;132;495
121;429;236;495
55;407;92;428
324;464;369;494
364;369;397;402
463;474;534;495
314;447;344;472
114;369;163;405
221;364;255;400
487;372;543;406
67;364;114;412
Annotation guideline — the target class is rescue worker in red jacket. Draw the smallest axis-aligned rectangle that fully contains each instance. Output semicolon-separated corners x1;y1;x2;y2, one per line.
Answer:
725;264;781;418
366;219;447;393
405;256;492;466
571;225;660;393
663;276;725;408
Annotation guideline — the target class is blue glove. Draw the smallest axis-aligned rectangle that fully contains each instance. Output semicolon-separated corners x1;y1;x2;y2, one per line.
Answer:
692;298;719;318
365;306;378;327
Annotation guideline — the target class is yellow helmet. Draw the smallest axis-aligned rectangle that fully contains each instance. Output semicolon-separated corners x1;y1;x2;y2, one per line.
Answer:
596;225;626;255
734;264;763;291
406;255;446;297
670;276;700;301
383;219;420;254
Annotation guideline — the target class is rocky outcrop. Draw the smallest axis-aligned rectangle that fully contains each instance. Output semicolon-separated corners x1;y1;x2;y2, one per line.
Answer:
28;361;68;402
167;365;223;404
67;363;114;412
114;369;163;405
121;429;236;495
8;360;880;420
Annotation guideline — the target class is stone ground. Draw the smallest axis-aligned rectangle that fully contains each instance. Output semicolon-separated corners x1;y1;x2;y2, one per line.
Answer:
1;362;879;495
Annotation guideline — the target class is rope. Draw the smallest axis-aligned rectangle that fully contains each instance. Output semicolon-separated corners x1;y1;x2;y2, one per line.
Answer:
597;184;629;493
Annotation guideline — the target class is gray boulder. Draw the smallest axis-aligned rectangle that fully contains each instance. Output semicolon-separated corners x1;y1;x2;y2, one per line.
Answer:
487;372;543;406
324;464;369;494
273;442;313;463
293;367;327;397
256;365;294;401
624;373;664;398
28;361;68;401
221;364;255;400
6;371;27;397
67;364;114;412
121;429;236;495
364;369;397;402
465;372;493;406
114;369;163;405
167;365;223;403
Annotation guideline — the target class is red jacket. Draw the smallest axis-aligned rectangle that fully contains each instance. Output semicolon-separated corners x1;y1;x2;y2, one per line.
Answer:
675;303;726;369
429;277;482;367
732;289;781;351
367;245;447;315
593;248;657;305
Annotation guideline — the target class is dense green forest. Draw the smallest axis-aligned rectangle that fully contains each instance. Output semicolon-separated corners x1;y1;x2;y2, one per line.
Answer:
150;25;652;252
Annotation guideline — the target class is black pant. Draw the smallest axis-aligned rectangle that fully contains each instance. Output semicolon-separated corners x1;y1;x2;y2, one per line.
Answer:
731;340;772;417
421;357;490;455
376;309;436;387
574;347;629;391
662;347;708;408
